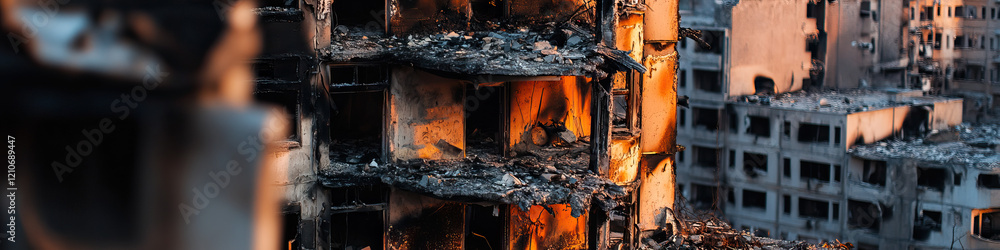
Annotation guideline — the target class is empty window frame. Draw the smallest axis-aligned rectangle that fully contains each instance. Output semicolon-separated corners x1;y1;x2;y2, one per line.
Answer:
729;112;738;134
746;115;771;137
693;69;722;92
848;200;880;232
466;204;504;249
727;188;735;204
834;127;841;144
694;146;719;168
783;121;791;137
331;0;386;27
329;185;389;250
692;108;720;131
913;209;942;241
974;210;1000;240
798;198;829;219
832;203;840;220
800;160;832;182
797;123;830;143
921;6;933;21
783;195;792;214
917;167;947;191
933;33;942;50
978;174;1000;189
862;160;887;186
860;1;872;17
806;2;817;18
330;91;384;141
470;0;505;21
678;108;686;128
282;211;301;250
783;158;791;178
465;83;503;153
331;65;390;87
691;183;718;210
254;57;302;82
917;210;943;231
743;152;768;176
742;189;767;210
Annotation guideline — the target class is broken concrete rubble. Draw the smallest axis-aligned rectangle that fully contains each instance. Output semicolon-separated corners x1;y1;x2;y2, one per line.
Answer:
732;89;952;114
321;139;627;217
320;24;645;76
850;124;1000;169
642;197;824;250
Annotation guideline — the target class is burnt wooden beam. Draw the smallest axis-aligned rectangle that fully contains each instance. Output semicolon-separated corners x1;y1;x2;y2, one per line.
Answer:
591;76;612;176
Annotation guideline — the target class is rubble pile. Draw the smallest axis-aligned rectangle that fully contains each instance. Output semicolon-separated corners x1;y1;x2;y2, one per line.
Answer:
320;24;642;76
850;124;1000;169
641;197;822;250
733;89;945;114
959;123;1000;146
321;139;627;217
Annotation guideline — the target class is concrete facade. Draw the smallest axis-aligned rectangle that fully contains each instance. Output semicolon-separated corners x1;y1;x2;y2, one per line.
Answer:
676;87;965;248
254;0;682;249
908;0;1000;118
849;124;1000;249
674;1;989;248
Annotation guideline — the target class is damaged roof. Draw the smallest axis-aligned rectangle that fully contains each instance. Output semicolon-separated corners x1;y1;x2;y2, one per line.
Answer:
320;139;626;217
320;25;645;77
849;124;1000;169
731;89;959;114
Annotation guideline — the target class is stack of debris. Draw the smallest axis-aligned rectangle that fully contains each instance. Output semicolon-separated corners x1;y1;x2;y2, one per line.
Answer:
733;89;945;114
959;123;1000;147
639;196;832;250
850;124;1000;169
322;139;626;217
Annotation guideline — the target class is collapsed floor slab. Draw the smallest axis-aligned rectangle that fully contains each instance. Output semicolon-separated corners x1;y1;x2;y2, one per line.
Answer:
321;139;627;216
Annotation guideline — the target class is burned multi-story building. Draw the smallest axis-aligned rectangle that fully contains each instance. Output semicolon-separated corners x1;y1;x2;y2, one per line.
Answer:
676;88;963;245
252;0;683;249
849;124;1000;249
907;0;1000;120
671;0;987;246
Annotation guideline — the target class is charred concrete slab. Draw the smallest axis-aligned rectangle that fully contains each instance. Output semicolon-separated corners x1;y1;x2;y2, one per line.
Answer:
731;88;961;114
319;25;646;76
850;124;1000;170
321;140;627;217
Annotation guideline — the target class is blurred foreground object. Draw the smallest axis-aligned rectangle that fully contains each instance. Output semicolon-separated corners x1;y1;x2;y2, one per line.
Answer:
0;0;288;249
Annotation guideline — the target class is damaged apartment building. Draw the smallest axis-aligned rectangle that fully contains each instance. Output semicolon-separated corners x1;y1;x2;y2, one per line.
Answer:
849;124;1000;249
671;0;989;248
677;86;964;246
907;0;1000;122
250;0;684;249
